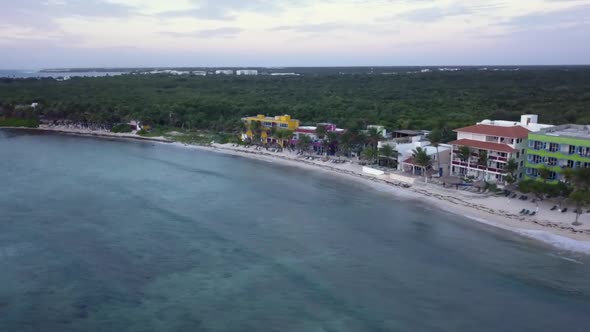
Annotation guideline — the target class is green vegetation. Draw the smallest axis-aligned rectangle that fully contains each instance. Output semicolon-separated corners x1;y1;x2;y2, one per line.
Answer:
0;117;39;128
378;144;397;168
412;147;432;176
110;123;132;133
519;167;590;225
1;68;589;139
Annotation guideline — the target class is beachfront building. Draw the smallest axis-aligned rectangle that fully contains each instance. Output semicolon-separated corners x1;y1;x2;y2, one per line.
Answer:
393;136;452;176
242;114;300;145
392;129;430;140
292;123;345;141
236;70;259;76
291;123;345;154
449;115;551;183
215;69;234;75
525;124;590;183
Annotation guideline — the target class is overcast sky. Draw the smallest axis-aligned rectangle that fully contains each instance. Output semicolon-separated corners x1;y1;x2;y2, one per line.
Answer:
1;0;589;68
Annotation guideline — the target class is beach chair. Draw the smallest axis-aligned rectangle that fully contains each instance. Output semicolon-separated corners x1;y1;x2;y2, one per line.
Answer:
519;209;526;214
550;206;557;211
561;208;568;213
529;211;536;216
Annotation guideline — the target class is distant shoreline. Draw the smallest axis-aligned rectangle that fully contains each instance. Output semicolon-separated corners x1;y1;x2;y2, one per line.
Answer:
3;126;590;254
0;126;173;143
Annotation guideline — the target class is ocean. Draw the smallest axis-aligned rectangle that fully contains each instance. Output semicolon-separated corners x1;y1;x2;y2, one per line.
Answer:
1;129;589;332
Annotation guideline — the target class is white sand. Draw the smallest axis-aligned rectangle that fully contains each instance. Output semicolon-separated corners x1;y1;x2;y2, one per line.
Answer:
5;126;590;254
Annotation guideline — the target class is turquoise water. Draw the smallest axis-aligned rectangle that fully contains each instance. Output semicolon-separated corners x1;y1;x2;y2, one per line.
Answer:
1;129;589;332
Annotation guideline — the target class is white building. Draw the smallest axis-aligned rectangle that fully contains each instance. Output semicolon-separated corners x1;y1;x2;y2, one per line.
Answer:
477;114;553;133
449;115;552;183
192;71;207;76
391;136;452;177
236;70;259;76
215;70;234;75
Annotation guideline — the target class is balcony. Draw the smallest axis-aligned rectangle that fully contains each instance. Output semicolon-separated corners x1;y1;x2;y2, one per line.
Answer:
452;161;505;174
488;155;508;162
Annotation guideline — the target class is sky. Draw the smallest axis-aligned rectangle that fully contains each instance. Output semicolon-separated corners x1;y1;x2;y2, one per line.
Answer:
0;0;589;68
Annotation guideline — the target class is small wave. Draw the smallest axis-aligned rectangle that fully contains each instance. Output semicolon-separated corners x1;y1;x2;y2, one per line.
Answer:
517;229;590;255
546;253;584;264
464;215;590;255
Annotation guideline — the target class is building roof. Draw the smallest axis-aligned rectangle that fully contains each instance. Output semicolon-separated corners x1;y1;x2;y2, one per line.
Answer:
449;139;517;153
536;124;590;140
454;124;530;138
394;130;427;136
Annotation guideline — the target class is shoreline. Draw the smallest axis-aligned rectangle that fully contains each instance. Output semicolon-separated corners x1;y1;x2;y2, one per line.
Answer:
4;126;590;254
0;126;173;143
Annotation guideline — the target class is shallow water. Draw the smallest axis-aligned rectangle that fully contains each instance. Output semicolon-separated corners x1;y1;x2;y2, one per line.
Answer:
1;130;589;332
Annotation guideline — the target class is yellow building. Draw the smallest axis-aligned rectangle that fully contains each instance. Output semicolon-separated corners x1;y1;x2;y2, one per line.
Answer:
243;114;300;144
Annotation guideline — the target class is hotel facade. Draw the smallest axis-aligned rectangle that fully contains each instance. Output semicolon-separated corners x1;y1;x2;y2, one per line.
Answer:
242;114;300;145
525;124;590;183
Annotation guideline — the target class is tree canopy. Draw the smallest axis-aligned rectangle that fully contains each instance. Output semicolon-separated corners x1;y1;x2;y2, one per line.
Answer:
2;67;589;136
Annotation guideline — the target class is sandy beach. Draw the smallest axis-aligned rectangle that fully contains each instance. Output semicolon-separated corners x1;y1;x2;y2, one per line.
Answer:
4;126;590;254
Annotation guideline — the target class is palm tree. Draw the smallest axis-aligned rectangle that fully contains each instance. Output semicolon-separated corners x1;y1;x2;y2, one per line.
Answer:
412;147;432;177
538;165;551;183
315;125;327;140
362;148;378;164
366;127;383;151
276;129;293;148
459;145;471;176
296;134;312;153
569;190;590;226
321;139;331;157
505;159;518;176
270;126;278;145
428;129;442;176
566;168;590;225
249;120;262;144
379;144;397;168
478;150;488;167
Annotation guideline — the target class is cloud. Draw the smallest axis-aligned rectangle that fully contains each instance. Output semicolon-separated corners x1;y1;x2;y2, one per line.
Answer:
498;4;590;30
157;0;291;20
269;22;352;33
161;27;243;38
375;2;507;23
0;0;139;38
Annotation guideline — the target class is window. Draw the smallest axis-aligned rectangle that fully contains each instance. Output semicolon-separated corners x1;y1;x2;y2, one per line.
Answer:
516;152;520;158
263;121;273;127
569;145;577;155
520;161;524;167
527;168;539;177
530;141;545;150
567;160;575;168
528;154;543;164
279;123;288;128
548;143;559;152
522;149;525;155
547;157;558;166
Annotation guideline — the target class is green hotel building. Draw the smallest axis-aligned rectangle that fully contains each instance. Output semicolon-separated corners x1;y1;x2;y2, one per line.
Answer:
526;124;590;182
